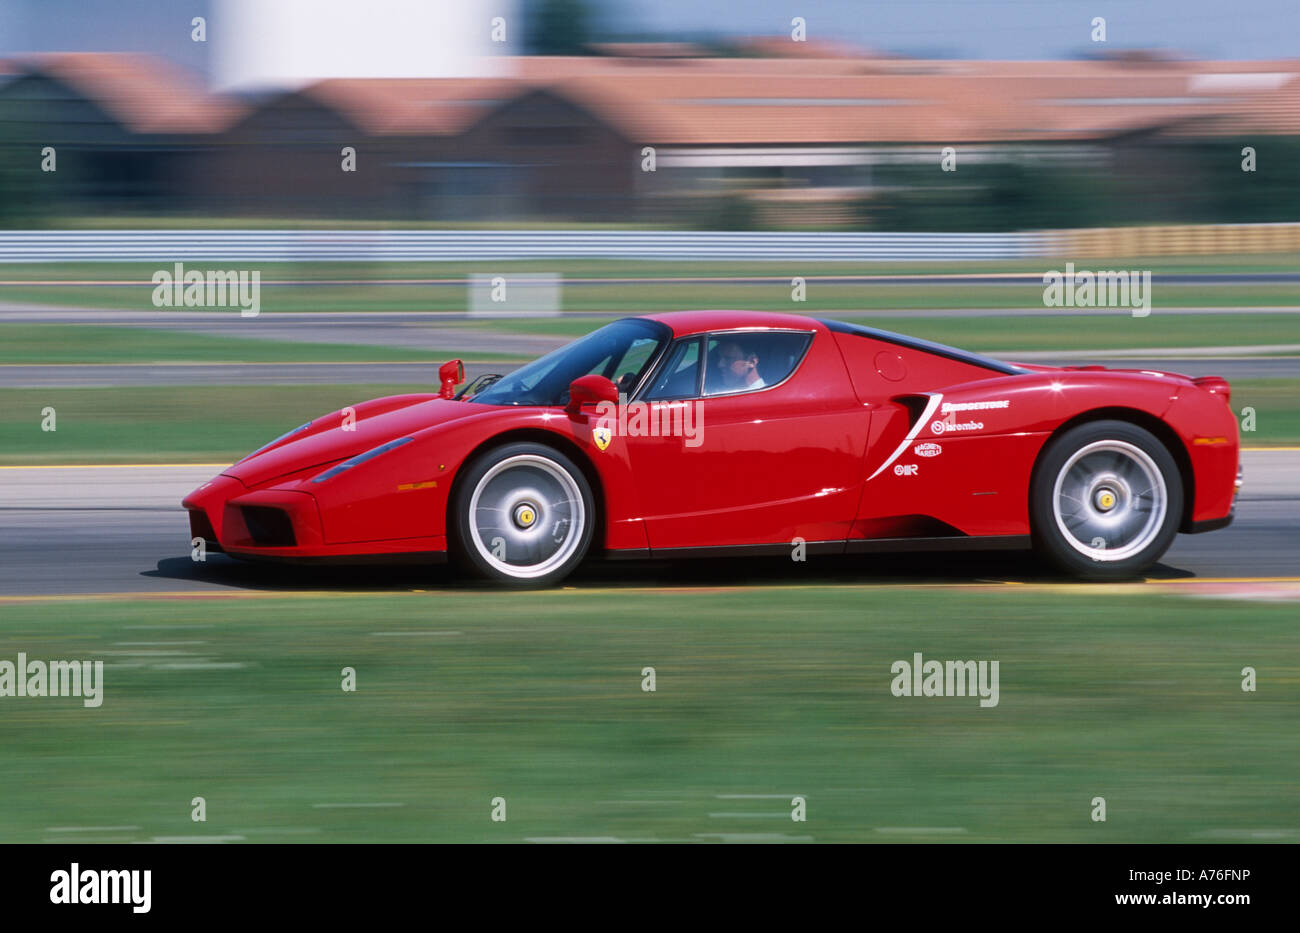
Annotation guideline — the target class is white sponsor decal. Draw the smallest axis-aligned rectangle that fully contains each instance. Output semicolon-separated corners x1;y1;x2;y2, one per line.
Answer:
931;420;983;435
893;464;919;476
914;443;942;458
867;393;943;482
940;400;1008;413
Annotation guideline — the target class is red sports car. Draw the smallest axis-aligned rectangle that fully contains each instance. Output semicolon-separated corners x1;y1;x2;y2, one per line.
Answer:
183;311;1240;586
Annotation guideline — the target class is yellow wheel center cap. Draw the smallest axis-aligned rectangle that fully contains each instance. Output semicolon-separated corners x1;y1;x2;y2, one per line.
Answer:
1096;490;1116;511
514;505;537;528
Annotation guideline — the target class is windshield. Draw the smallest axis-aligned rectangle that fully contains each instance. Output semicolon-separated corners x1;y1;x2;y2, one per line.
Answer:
469;318;670;407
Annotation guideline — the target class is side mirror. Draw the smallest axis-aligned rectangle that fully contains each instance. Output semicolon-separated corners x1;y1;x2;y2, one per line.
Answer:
566;374;619;414
438;359;464;399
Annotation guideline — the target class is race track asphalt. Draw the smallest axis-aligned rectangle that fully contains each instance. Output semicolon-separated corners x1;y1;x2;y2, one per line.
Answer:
0;451;1293;597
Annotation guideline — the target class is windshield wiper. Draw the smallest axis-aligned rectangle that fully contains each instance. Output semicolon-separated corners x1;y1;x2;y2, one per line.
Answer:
455;373;503;400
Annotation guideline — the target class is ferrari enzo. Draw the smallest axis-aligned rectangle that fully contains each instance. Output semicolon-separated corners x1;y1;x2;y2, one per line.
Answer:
182;311;1240;586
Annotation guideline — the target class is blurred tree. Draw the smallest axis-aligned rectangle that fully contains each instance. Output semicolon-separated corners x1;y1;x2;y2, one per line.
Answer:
0;146;43;226
1199;137;1300;223
526;0;595;55
861;159;1122;231
690;194;759;231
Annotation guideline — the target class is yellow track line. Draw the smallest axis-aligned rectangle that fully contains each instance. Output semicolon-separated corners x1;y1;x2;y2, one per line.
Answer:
2;577;1298;603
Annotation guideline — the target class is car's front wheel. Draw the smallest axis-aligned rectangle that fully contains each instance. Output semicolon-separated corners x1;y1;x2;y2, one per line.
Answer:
451;442;595;587
1030;420;1183;579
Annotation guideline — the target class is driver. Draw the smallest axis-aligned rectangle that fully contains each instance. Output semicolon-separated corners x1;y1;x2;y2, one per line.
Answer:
716;340;765;390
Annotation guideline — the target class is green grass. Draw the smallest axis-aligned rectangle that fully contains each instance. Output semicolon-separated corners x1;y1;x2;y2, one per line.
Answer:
872;312;1300;354
11;311;1289;362
0;385;427;464
1233;380;1300;443
0;588;1294;843
0;325;496;365
0;255;1297;315
0;378;1293;465
483;311;1300;353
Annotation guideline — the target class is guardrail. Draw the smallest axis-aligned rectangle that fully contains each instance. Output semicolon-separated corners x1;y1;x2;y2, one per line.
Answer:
0;225;1293;262
0;230;1046;262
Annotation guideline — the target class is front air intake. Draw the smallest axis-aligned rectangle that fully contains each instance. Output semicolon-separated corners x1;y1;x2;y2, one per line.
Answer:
241;506;296;547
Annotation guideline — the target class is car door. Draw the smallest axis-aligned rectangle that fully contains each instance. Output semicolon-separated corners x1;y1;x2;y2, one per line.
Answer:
621;327;869;551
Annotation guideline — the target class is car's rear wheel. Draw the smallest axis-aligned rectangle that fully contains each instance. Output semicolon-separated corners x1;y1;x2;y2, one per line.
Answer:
451;442;594;587
1030;420;1183;579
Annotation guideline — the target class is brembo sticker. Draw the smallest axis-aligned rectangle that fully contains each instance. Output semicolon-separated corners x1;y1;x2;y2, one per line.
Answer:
932;420;982;435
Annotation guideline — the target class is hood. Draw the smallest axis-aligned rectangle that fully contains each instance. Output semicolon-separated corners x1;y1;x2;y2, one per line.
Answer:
223;394;474;488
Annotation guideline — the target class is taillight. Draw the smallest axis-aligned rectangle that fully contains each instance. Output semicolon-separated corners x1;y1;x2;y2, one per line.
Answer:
1193;375;1230;404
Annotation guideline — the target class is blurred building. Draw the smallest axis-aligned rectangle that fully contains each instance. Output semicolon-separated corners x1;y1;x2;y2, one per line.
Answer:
0;49;1297;227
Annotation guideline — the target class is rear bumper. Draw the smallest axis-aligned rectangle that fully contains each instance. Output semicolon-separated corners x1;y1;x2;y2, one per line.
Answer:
1185;463;1242;534
1187;515;1234;534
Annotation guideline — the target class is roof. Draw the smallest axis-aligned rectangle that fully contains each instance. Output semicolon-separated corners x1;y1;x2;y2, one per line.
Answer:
820;319;1024;375
641;310;827;336
637;311;1023;376
530;57;1300;143
10;53;241;133
301;77;519;135
2;51;1296;142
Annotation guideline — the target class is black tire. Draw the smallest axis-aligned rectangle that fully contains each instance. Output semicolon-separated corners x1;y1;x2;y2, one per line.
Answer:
1030;420;1183;580
450;442;595;588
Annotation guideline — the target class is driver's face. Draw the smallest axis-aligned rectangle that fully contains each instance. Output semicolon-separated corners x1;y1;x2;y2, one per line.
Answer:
718;343;755;387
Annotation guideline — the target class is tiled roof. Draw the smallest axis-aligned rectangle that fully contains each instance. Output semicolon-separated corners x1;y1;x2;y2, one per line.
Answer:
11;53;241;133
3;51;1297;142
302;77;518;135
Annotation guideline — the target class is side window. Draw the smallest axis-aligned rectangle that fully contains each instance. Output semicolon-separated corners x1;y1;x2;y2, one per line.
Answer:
704;332;812;396
643;338;701;401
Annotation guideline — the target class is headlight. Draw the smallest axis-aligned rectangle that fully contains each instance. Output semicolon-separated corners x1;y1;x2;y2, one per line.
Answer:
311;437;413;483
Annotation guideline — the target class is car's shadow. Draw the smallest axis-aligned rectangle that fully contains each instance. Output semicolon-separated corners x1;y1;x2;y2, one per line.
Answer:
144;551;1197;592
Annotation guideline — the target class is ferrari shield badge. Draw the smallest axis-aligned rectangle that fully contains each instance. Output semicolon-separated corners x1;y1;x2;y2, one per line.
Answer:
593;425;613;451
